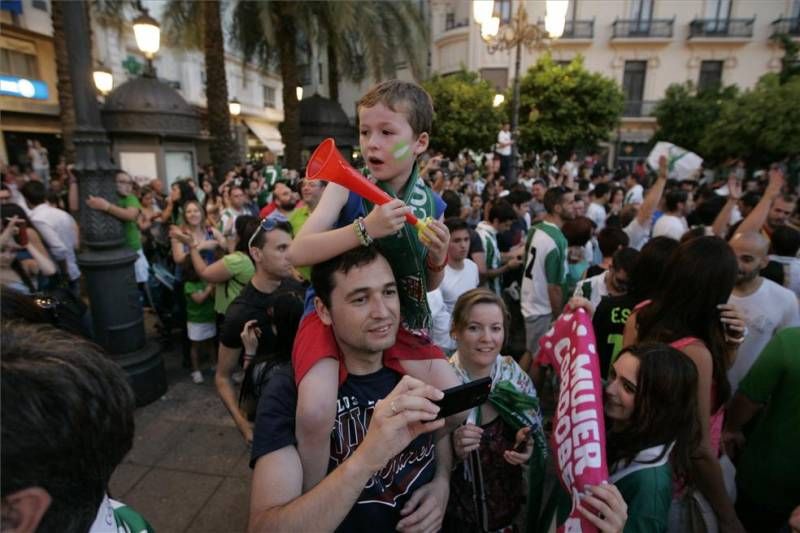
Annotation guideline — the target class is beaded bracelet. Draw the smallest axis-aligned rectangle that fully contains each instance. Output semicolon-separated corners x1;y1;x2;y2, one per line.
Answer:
353;217;373;247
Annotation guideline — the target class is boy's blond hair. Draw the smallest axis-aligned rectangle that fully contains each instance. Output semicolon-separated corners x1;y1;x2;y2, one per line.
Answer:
356;80;434;138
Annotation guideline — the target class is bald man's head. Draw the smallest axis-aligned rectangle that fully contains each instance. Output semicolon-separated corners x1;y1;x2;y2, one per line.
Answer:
730;231;769;286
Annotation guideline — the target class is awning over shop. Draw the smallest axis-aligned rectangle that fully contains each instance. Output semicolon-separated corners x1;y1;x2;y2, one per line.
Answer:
617;129;654;143
244;119;284;155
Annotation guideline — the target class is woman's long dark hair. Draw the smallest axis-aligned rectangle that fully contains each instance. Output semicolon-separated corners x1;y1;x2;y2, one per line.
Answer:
636;236;736;405
170;180;198;224
606;342;701;481
627;236;679;302
233;215;259;254
238;289;304;421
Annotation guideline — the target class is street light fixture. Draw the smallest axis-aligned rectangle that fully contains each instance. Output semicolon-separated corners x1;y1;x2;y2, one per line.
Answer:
133;8;160;77
296;86;304;101
228;98;242;117
472;1;494;25
93;63;114;95
493;93;505;107
476;0;565;184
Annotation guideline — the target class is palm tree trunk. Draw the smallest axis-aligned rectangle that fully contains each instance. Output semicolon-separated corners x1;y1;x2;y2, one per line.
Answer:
203;0;237;179
327;43;339;104
51;0;76;164
278;19;301;170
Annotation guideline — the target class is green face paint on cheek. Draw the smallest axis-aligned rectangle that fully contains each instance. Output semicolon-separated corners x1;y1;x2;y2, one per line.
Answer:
392;141;412;162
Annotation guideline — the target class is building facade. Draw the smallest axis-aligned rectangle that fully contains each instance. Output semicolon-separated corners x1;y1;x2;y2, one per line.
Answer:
1;0;284;185
431;0;799;163
0;0;61;169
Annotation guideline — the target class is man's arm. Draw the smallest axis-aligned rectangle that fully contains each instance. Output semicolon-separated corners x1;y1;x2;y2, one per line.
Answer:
635;157;667;226
248;376;446;533
216;343;252;443
86;195;139;222
738;166;783;235
396;431;452;532
547;284;563;316
712;175;742;238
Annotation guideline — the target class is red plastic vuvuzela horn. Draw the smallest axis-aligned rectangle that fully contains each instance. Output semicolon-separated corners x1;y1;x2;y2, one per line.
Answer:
306;138;421;227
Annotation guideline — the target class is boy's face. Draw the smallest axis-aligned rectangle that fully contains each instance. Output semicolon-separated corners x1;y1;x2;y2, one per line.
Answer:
358;103;428;184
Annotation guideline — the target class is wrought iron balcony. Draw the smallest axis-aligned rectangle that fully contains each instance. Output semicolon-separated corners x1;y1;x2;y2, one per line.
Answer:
771;17;800;37
688;18;755;38
560;19;594;39
622;100;659;117
444;14;469;32
612;18;674;39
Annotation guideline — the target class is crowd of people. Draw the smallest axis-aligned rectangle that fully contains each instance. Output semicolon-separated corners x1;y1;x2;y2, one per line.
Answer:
2;79;799;533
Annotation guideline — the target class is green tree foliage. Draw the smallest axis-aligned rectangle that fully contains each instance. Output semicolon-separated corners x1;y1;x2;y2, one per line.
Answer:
652;82;738;153
230;1;428;169
515;54;623;156
700;74;800;167
422;70;502;156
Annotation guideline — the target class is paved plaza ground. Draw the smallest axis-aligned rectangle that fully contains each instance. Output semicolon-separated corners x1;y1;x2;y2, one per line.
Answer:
109;319;251;532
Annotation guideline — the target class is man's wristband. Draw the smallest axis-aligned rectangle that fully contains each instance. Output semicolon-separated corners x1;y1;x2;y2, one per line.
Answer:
105;203;112;213
426;253;448;272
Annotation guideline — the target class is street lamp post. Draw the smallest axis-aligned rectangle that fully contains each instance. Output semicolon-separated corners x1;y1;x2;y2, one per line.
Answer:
474;0;566;184
228;98;244;161
62;0;165;406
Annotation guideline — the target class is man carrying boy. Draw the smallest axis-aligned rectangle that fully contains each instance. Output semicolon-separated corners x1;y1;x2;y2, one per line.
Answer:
287;80;460;490
249;247;451;532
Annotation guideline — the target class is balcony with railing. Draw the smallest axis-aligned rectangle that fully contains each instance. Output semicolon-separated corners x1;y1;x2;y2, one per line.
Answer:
444;13;470;32
622;100;659;118
771;17;800;38
688;18;754;40
612;18;674;41
558;19;595;40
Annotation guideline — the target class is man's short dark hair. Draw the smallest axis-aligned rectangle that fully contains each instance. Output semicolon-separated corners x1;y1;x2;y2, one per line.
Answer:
771;225;800;257
1;322;135;533
592;183;610;199
611;247;639;274
597;227;630;258
444;217;469;235
249;219;292;250
441;190;462;218
507;190;532;208
488;201;517;224
20;180;46;207
665;190;688;212
311;246;383;309
543;187;571;214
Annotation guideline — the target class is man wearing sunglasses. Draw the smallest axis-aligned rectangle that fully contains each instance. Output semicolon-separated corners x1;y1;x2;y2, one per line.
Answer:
217;215;304;444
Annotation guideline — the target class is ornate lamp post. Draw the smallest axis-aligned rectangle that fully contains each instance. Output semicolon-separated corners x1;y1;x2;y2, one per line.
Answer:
473;0;567;184
62;0;165;405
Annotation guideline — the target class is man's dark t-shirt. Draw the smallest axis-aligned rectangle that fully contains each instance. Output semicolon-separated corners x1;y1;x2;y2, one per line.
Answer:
592;294;636;379
220;278;304;355
250;366;437;532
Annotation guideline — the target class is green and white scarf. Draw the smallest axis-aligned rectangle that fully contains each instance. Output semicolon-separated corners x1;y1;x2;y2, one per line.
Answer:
362;164;436;331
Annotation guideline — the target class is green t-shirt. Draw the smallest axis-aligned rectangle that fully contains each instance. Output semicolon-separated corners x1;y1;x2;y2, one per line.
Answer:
736;327;800;515
214;251;255;314
119;194;142;251
184;280;215;324
288;206;311;279
556;451;672;533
